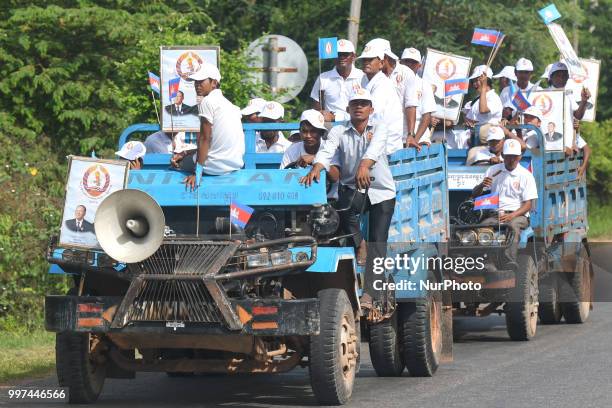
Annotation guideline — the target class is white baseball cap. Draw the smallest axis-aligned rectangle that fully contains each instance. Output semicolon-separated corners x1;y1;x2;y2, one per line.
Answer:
337;39;355;53
502;99;517;112
188;62;221;82
300;109;326;130
515;57;534;72
358;38;390;60
548;61;568;79
173;132;197;153
523;106;543;121
400;47;422;62
493;66;517;81
503;139;522;156
116;141;146;161
487;126;505;141
541;63;553;79
469;65;493;79
259;101;284;120
241;97;267;116
349;87;373;102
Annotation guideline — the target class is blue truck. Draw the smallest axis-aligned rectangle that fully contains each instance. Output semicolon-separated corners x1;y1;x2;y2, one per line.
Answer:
45;122;452;405
445;125;592;340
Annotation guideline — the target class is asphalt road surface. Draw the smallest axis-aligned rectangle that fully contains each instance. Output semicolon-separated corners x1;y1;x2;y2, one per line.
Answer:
3;245;611;408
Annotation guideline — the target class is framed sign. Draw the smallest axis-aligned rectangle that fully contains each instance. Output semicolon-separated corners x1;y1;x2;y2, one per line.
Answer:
422;49;472;123
160;46;220;133
529;90;565;152
546;23;587;78
59;157;129;249
566;57;600;122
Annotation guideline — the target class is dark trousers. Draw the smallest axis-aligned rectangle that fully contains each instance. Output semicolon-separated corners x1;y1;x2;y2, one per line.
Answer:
337;186;395;298
482;214;529;265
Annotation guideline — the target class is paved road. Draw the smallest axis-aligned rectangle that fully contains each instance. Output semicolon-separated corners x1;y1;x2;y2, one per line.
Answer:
3;245;611;408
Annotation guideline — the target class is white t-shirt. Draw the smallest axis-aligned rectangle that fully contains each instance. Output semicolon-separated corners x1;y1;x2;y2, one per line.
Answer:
310;66;364;121
197;89;245;175
280;141;339;199
413;77;437;142
431;128;471;149
485;163;538;212
468;89;503;125
390;63;419;108
256;132;292;153
499;81;541;106
362;71;404;154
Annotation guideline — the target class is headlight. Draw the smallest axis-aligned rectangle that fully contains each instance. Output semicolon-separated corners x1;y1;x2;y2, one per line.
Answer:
457;230;478;245
477;228;495;245
270;250;292;266
246;253;270;267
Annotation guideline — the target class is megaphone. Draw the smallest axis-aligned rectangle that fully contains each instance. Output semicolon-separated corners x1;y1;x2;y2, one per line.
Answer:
95;189;165;263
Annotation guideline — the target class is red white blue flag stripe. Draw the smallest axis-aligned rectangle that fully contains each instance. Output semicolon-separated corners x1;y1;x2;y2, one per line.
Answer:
471;28;502;47
444;78;469;96
168;77;180;99
474;193;500;210
512;90;531;111
148;72;160;95
230;201;254;228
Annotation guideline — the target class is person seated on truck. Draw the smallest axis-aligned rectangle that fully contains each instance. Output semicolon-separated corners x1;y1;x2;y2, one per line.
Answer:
116;140;146;169
280;109;328;169
241;97;267;123
464;65;503;145
429;117;471;149
255;101;292;153
466;126;504;166
182;63;245;190
310;39;363;122
144;130;174;154
300;88;396;313
472;139;538;270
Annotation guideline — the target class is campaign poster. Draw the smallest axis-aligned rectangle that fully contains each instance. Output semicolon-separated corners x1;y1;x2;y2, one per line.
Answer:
528;90;566;152
160;46;220;132
546;23;587;79
422;49;472;123
59;157;129;249
566;58;600;122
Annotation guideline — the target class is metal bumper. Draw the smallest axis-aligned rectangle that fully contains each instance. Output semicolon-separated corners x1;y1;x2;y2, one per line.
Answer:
45;295;320;336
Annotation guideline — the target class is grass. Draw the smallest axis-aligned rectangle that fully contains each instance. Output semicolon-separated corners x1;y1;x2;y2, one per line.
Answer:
588;200;612;240
0;330;55;384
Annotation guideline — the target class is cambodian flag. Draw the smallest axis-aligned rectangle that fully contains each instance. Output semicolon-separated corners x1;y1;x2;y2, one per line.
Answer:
444;78;469;96
318;37;338;59
168;77;181;99
148;72;160;95
538;4;561;25
512;90;531;111
230;201;254;228
474;193;500;210
471;28;502;47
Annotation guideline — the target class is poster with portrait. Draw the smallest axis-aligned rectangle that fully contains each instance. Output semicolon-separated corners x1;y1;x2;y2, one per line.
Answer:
566;58;600;122
546;23;587;79
160;46;220;133
528;90;566;152
422;49;472;123
59;157;129;249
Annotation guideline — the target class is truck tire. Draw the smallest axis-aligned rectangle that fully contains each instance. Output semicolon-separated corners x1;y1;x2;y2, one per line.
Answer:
561;243;592;324
309;288;358;405
505;254;539;341
368;310;404;377
538;274;562;324
56;332;106;404
399;287;442;377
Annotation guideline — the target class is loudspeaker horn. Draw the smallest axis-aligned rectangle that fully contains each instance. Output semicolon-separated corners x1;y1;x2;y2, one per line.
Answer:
94;189;165;263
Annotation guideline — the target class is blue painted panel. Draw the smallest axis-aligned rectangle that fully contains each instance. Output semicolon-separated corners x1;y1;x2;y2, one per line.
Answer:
288;246;355;273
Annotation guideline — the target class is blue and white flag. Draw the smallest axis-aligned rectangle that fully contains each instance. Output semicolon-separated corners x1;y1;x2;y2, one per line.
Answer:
318;37;338;59
538;4;562;25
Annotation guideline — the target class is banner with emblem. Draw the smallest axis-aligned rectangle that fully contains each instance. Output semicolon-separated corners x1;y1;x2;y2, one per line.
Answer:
565;57;600;122
59;157;129;249
160;46;220;133
422;49;472;123
528;89;566;152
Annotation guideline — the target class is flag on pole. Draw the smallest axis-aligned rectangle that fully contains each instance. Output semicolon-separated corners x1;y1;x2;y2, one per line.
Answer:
230;201;254;228
318;37;338;59
512;90;531;111
474;193;500;210
444;78;470;96
538;4;562;25
148;72;160;95
168;77;181;99
471;28;502;47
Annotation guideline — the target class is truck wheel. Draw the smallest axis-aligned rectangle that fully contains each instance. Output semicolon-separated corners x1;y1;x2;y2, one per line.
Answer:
538;274;562;324
505;254;539;341
561;243;592;323
56;332;106;404
309;288;358;405
399;287;442;377
368;310;404;377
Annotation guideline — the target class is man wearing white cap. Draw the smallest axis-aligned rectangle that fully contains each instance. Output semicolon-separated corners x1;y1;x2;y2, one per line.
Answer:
310;39;364;122
493;65;517;96
467;126;505;166
301;88;396;311
183;62;245;190
241;97;267;123
358;39;405;154
472;138;538;268
466;65;503;144
499;58;541;107
280;109;329;169
400;47;437;147
256;101;292;153
116;141;147;170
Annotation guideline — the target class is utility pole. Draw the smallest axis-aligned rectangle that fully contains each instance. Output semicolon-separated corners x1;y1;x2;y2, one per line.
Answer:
348;0;362;49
